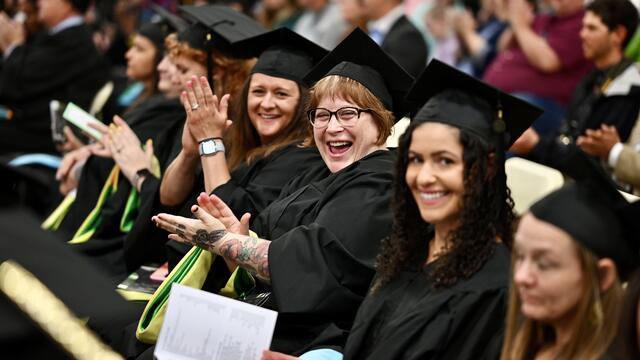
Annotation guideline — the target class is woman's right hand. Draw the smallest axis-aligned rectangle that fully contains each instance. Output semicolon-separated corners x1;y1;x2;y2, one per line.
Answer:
181;75;232;142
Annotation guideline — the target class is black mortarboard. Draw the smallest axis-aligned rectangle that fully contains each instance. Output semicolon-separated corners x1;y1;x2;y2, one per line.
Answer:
232;28;328;84
0;165;140;358
406;59;543;149
177;4;266;57
303;28;414;121
529;149;640;280
138;5;188;55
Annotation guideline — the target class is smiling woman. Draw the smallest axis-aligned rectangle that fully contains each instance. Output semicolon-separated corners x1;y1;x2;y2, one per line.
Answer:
335;60;541;360
152;28;414;356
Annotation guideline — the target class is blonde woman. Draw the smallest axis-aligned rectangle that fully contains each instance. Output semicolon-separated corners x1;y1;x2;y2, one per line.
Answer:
502;151;639;360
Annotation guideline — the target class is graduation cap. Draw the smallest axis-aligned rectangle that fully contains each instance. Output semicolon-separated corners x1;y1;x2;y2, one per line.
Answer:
231;28;328;84
138;5;189;56
405;59;543;149
0;165;139;358
304;28;414;121
529;149;640;280
177;4;266;56
175;4;267;89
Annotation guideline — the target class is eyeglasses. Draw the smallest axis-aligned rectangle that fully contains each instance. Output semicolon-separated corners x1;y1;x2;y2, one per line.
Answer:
307;107;373;128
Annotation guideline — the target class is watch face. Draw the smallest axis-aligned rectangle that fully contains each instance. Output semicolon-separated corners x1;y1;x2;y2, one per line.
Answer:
202;141;216;154
200;139;224;155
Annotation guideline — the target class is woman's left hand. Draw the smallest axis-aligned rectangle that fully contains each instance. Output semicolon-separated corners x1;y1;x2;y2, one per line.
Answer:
182;75;232;141
152;205;229;253
108;115;154;186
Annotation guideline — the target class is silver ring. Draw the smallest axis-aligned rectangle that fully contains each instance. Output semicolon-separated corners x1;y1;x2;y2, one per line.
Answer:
191;103;199;111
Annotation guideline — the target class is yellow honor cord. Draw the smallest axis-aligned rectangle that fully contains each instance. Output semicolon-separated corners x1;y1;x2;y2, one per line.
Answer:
0;261;123;360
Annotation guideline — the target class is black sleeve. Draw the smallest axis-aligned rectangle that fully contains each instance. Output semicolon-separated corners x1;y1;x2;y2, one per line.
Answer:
267;170;393;315
212;147;321;220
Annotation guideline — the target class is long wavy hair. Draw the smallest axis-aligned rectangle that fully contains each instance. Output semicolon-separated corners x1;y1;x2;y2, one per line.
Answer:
225;75;311;170
373;117;516;291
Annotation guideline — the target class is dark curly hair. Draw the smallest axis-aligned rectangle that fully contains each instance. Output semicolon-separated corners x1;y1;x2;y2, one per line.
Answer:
373;116;516;291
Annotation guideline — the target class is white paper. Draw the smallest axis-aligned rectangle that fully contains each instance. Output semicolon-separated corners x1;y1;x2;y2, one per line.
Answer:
154;284;278;360
62;102;103;140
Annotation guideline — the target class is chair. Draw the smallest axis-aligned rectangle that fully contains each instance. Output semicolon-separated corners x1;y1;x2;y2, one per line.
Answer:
386;117;409;148
505;157;564;215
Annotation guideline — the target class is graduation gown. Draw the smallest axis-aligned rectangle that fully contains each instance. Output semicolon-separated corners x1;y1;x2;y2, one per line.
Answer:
59;95;185;278
342;243;511;360
122;142;323;274
250;149;396;355
0;23;108;154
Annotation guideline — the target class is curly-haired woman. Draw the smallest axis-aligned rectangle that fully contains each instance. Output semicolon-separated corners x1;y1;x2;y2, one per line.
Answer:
337;60;541;360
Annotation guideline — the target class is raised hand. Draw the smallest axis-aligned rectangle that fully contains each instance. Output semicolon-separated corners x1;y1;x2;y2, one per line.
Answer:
181;75;232;142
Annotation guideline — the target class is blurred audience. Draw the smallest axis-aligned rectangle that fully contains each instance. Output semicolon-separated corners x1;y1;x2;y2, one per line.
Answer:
511;0;640;179
364;0;428;76
293;0;348;49
0;0;108;155
454;0;509;76
484;0;592;137
255;0;301;28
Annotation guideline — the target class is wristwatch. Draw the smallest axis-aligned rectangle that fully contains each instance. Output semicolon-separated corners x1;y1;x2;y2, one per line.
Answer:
134;168;153;190
198;138;225;156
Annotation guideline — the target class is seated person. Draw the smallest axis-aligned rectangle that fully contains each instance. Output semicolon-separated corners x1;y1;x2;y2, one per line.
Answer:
149;28;414;356
483;0;592;137
510;0;640;173
502;149;639;359
0;0;108;154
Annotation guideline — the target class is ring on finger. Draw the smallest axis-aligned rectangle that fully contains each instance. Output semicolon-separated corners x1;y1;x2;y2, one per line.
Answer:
191;103;200;111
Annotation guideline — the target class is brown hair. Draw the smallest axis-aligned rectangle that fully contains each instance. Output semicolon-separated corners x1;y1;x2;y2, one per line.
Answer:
164;33;254;114
303;75;395;147
501;244;624;360
225;75;311;170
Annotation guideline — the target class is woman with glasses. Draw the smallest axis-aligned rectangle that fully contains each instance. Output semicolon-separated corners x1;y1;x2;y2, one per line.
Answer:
151;29;414;356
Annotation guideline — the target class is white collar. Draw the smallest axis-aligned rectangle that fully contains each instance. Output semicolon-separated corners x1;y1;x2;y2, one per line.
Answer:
604;63;640;97
367;5;404;36
49;15;84;35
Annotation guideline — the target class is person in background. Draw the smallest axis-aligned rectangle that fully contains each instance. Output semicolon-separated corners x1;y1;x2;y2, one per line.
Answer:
255;0;301;29
510;0;640;175
0;0;108;154
453;0;510;77
502;150;639;360
483;0;592;138
363;0;428;77
424;3;459;66
293;0;348;49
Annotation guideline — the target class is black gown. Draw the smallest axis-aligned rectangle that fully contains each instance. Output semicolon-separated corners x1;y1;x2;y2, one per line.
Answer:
252;149;396;355
131;150;396;359
342;243;511;360
58;95;185;279
0;23;108;154
122;142;323;274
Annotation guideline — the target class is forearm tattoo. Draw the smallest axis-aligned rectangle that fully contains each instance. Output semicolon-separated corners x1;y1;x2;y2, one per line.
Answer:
191;229;227;250
219;235;271;283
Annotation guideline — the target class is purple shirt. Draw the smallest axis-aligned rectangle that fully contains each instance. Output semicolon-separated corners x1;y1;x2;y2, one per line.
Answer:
483;10;593;106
